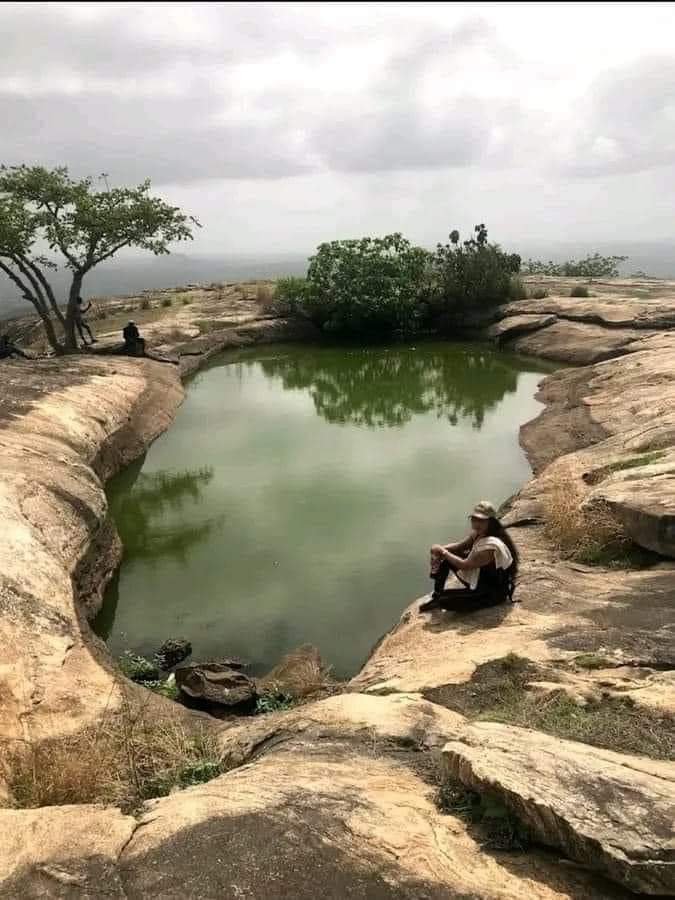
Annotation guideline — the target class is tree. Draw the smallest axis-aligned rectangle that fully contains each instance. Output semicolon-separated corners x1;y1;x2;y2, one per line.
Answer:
0;166;198;354
522;253;628;278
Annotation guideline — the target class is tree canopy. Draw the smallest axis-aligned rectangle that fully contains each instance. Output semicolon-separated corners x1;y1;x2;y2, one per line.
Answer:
0;165;198;353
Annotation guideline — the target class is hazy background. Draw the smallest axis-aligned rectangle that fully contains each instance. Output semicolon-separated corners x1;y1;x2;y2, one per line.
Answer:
2;2;675;316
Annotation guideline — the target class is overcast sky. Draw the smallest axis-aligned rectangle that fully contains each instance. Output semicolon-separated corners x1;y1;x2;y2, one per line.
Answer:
2;1;675;256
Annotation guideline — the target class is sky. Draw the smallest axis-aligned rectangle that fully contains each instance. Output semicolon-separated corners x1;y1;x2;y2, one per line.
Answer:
1;1;675;257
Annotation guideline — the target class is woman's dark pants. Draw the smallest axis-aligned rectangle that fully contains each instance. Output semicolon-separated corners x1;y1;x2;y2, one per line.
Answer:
430;559;504;612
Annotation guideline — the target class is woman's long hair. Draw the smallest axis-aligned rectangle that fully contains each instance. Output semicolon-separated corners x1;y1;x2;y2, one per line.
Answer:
486;516;519;581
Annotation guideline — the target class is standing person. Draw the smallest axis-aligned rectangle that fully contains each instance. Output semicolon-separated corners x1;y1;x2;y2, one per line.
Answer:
420;500;518;613
75;296;96;346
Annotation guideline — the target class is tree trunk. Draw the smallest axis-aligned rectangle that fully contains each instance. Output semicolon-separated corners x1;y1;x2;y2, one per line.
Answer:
64;272;84;353
39;310;65;355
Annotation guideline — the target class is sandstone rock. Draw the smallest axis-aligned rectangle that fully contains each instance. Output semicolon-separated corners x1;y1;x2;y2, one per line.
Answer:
442;721;675;895
510;320;644;365
175;661;257;711
591;471;675;558
488;313;557;343
154;637;192;669
0;804;136;897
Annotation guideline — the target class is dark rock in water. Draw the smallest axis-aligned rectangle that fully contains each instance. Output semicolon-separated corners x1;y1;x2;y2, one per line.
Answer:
175;661;257;712
155;638;192;670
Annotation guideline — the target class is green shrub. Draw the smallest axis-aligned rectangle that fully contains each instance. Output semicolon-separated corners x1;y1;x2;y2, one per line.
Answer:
531;288;548;299
181;297;191;306
523;253;628;278
161;297;172;308
140;297;151;310
299;233;430;336
508;275;528;301
274;276;311;314
570;285;589;298
428;225;521;318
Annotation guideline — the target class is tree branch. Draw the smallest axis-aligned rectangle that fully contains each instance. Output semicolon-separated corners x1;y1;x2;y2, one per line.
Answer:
42;201;80;268
91;239;132;267
9;254;50;315
19;255;65;326
0;257;47;316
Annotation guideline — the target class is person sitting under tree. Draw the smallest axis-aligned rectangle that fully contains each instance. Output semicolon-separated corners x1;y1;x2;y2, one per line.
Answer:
420;500;519;613
122;320;146;356
0;333;30;360
75;296;96;346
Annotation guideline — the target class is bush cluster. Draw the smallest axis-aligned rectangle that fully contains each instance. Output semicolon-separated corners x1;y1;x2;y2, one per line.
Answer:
275;225;520;338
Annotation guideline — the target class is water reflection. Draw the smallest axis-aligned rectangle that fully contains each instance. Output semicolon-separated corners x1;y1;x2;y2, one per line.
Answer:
254;346;524;428
110;463;221;564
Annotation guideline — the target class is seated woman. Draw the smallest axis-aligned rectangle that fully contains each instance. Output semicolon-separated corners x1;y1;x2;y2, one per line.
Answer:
420;500;518;613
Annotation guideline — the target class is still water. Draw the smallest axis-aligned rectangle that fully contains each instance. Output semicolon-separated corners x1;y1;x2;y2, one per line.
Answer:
95;342;551;678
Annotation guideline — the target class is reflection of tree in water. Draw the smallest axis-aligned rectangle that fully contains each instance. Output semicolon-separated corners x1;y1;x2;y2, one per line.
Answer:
109;465;221;564
256;347;522;428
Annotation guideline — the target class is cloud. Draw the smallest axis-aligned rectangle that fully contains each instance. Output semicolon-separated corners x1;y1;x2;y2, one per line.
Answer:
557;56;675;177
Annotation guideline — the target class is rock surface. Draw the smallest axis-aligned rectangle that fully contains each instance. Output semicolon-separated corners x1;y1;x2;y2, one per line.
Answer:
175;661;257;711
0;694;633;900
442;721;675;895
1;278;674;898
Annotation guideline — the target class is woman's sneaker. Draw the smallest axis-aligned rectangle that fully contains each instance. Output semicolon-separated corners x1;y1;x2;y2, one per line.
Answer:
419;594;441;613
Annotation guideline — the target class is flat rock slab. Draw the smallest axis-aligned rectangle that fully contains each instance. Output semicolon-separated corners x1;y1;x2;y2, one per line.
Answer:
510;320;644;365
442;721;675;895
488;314;557;341
503;295;675;330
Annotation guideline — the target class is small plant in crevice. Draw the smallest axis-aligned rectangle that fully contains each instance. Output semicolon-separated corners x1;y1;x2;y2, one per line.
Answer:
161;296;173;308
436;778;530;851
118;651;159;683
255;691;296;714
570;285;590;298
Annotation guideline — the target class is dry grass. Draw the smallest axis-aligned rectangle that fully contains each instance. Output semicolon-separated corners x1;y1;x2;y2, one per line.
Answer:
3;688;222;811
257;644;336;700
541;465;628;564
256;281;275;309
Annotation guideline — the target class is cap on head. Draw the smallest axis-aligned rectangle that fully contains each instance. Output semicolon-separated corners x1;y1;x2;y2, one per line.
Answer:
469;500;497;520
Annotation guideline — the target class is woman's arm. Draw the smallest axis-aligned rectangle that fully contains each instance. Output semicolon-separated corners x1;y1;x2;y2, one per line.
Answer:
442;535;474;554
437;545;494;571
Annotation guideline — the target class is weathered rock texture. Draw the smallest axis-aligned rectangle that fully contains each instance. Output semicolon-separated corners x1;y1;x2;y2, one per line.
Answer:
443;721;675;895
1;278;674;897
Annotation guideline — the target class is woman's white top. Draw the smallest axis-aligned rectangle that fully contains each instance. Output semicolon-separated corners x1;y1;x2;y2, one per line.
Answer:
463;536;513;590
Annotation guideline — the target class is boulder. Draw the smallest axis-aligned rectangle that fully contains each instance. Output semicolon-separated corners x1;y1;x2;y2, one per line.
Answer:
154;638;192;670
442;721;675;895
488;313;557;344
175;661;257;712
591;472;675;558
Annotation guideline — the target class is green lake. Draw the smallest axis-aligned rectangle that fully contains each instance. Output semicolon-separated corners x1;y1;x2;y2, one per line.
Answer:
95;342;552;678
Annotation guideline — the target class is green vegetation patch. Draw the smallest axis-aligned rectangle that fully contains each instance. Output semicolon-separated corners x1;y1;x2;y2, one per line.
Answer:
570;285;590;298
584;451;666;486
424;654;674;759
118;650;159;682
255;691;297;714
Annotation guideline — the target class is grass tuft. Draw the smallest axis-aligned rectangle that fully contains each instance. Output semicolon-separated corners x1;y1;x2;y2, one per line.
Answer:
530;288;548;299
3;689;222;810
161;296;173;308
570;285;590;298
425;655;674;759
541;464;650;568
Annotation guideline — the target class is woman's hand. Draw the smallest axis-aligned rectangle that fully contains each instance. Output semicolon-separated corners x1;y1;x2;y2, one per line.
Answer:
431;544;445;554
